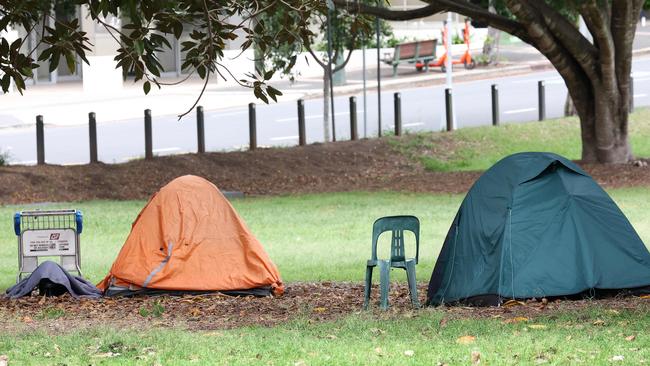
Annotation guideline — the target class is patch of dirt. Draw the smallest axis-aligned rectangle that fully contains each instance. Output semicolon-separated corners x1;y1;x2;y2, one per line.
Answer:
2;283;649;334
1;138;649;204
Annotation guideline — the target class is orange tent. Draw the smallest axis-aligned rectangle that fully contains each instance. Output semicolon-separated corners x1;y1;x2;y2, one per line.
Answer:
98;175;283;296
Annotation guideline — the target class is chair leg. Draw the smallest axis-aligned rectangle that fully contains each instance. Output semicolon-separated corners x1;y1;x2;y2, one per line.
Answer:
363;265;373;310
406;261;420;308
379;260;390;310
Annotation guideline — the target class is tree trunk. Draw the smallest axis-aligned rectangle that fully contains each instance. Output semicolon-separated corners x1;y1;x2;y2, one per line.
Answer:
481;0;501;65
481;26;501;65
564;94;576;116
323;69;331;142
576;85;631;163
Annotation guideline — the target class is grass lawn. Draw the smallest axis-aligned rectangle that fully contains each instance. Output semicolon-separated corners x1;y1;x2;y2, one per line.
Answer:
391;107;650;171
2;306;650;365
1;189;650;364
2;107;650;364
1;189;649;290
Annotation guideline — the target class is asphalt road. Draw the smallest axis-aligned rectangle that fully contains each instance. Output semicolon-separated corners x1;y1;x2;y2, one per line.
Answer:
2;57;650;165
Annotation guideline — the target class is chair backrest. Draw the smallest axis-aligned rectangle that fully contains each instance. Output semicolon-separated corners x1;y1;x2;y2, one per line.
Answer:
371;215;420;264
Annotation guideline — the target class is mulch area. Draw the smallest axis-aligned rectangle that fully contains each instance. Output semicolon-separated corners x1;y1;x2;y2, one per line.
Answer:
2;282;649;334
1;137;649;204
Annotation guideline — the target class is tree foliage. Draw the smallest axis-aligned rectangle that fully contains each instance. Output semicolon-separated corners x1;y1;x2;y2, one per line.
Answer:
0;0;365;116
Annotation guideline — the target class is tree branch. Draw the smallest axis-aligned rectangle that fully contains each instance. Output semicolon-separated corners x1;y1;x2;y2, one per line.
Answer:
333;45;354;73
579;1;616;90
504;0;593;119
334;0;531;44
332;0;443;21
305;43;327;69
526;0;599;83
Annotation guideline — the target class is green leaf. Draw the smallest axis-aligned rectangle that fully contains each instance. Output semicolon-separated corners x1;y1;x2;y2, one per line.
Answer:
143;81;151;95
65;52;76;74
134;40;145;55
1;74;11;92
197;65;206;79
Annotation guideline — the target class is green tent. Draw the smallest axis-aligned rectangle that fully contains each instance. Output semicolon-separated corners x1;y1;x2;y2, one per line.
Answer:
427;152;650;306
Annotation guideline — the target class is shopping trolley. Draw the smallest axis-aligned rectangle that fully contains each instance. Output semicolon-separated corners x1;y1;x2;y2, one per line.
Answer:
13;209;83;282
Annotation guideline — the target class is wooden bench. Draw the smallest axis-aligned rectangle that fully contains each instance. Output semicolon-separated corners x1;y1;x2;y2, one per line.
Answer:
383;39;438;76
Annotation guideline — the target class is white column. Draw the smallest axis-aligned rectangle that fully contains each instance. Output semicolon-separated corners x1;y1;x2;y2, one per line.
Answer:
80;6;123;94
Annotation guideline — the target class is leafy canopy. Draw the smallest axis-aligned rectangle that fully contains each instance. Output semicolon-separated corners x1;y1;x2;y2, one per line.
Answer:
0;0;382;116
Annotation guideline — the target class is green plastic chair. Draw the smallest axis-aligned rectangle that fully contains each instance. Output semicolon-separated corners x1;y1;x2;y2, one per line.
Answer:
364;215;420;310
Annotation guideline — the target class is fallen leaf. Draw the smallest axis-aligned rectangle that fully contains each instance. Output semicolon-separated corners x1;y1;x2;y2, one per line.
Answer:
611;355;625;362
188;307;201;317
404;350;415;357
294;361;306;366
374;347;383;355
370;328;385;336
457;335;476;344
528;324;547;329
21;316;33;323
0;355;8;366
592;319;605;326
640;295;650;299
325;334;337;340
504;316;529;324
313;307;327;313
626;335;636;341
437;317;449;329
503;299;526;308
471;351;481;365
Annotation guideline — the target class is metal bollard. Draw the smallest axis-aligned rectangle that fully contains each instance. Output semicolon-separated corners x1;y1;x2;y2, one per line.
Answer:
248;103;257;150
298;99;306;146
196;106;205;154
630;76;634;113
349;96;358;141
36;115;45;165
144;109;153;160
89;112;98;163
394;92;402;136
445;88;453;132
538;81;546;121
491;84;499;126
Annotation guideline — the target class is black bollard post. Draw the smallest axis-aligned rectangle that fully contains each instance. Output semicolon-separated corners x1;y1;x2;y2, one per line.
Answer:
144;109;153;159
491;84;499;126
248;103;257;150
445;88;453;132
349;96;358;141
538;81;546;121
89;112;98;163
394;92;402;136
36;115;45;165
196;106;205;154
298;99;306;146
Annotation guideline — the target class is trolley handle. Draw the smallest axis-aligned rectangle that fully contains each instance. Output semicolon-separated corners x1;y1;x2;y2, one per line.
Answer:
14;213;20;236
76;211;83;234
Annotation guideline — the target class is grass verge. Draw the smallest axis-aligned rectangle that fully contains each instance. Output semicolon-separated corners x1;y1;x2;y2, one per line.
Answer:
390;107;650;172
